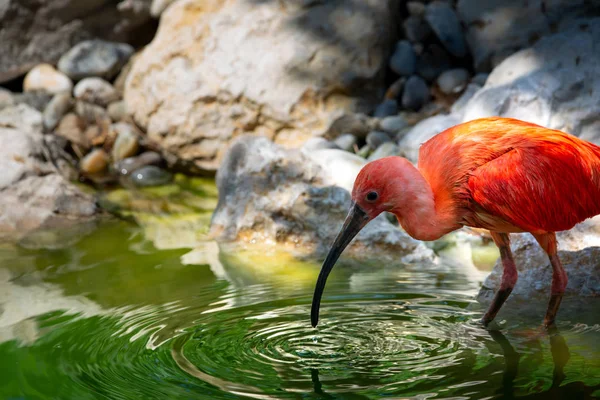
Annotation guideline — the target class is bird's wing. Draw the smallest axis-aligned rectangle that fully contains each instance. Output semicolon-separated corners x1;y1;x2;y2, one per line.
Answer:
467;144;600;233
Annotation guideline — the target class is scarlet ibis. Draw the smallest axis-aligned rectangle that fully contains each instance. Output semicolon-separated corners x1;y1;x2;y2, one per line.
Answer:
311;117;600;328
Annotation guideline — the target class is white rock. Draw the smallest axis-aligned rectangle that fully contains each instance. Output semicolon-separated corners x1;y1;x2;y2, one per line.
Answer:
23;64;73;94
74;77;120;107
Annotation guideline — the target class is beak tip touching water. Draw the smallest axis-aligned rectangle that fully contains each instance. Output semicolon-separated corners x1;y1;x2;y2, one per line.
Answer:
310;203;370;328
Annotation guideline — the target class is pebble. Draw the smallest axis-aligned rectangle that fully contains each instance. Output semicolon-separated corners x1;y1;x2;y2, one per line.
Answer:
12;91;53;112
302;137;340;151
23;64;73;94
107;100;127;121
75;101;109;125
0;104;43;132
366;131;392;150
0;88;15;110
407;1;426;17
472;73;489;86
403;16;432;43
385;78;405;100
58;40;134;81
425;1;467;58
357;145;371;158
55;113;88;148
333;134;357;152
43;92;73;131
111;123;139;161
367;142;400;161
416;44;452;81
73;78;120;107
389;41;416;77
116;152;163;176
373;99;398;118
80;149;109;174
380;115;410;134
402;75;430;111
129;166;173;187
436;68;470;94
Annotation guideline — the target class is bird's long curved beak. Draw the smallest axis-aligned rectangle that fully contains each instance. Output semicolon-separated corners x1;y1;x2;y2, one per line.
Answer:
311;202;370;327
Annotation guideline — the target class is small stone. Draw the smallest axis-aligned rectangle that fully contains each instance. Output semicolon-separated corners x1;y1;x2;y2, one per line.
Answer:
380;115;410;134
333;134;357;152
12;91;53;112
55;113;88;147
23;64;73;94
43;93;73;131
366;131;392;150
367;142;400;161
111;123;139;161
385;78;405;100
472;73;489;86
75;101;109;125
436;68;470;95
80;149;109;174
326;113;376;140
389;41;416;77
407;1;426;17
425;1;467;58
0;88;15;110
107;100;127;122
0;104;43;132
58;40;134;81
116;152;162;176
129;166;173;187
403;16;432;43
402;75;430;111
357;144;371;158
416;44;452;81
74;78;120;107
373;99;398;118
302;137;340;151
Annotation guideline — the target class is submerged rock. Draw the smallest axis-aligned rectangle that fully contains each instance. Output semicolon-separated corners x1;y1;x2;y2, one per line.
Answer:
116;152;163;176
129;166;173;187
211;136;433;262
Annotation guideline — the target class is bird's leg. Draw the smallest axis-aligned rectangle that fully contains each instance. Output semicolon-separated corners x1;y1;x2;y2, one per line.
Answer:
533;233;568;326
482;232;517;326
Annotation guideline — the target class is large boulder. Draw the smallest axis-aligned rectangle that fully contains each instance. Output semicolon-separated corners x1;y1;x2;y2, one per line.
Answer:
210;136;433;262
0;0;152;83
125;0;399;173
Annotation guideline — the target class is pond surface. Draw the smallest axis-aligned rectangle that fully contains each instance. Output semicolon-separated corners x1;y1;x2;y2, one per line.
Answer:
0;183;599;399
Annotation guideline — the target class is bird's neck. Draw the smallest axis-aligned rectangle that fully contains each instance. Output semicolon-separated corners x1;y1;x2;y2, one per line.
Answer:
390;162;460;241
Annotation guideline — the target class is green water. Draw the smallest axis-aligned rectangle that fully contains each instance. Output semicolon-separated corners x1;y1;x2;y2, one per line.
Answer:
0;181;599;399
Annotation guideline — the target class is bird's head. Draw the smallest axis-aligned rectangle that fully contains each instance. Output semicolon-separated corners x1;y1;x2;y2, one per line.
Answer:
311;156;410;327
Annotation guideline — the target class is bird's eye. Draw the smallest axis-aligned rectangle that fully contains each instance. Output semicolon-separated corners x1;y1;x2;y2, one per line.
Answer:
366;191;378;202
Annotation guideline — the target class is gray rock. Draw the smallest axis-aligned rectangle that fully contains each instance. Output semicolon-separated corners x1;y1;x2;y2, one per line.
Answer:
0;88;14;110
125;0;400;173
23;64;73;94
0;104;43;133
401;75;430;111
116;151;162;176
471;73;489;86
333;134;357;152
12;91;53;112
436;68;470;94
43;93;73;131
302;137;340;151
416;44;452;81
305;148;367;193
73;78;120;107
398;113;460;162
406;1;426;17
325;113;378;140
366;131;392;149
75;101;109;125
111;123;139;161
385;77;405;100
107;100;127;122
129;165;173;187
373;99;398;118
380;115;410;134
450;83;481;117
58;40;134;81
211;135;433;262
389;41;416;76
403;16;432;43
425;1;467;58
367;142;400;161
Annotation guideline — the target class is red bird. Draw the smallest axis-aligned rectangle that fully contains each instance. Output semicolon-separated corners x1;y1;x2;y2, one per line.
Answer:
311;117;600;328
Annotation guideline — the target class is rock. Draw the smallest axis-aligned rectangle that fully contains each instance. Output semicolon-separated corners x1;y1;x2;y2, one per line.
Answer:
477;217;600;302
73;78;119;107
380;115;410;134
129;166;173;187
302;137;340;151
116;151;162;176
389;41;416;76
80;149;109;174
75;101;109;125
403;16;432;43
325;113;378;140
367;142;400;161
366;131;392;150
425;1;467;58
211;135;433;261
357;145;371;159
385;78;405;100
416;44;452;81
450;83;481;117
43;93;73;131
304;148;367;193
125;0;399;173
150;0;177;17
111;123;139;161
0;1;152;84
471;73;489;86
0;89;15;110
107;100;127;122
406;1;426;17
55;113;88;148
401;75;430;111
58;40;134;81
398;114;460;162
0;104;43;133
23;64;73;94
12;91;53;112
436;68;470;94
333;134;357;152
374;99;399;118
